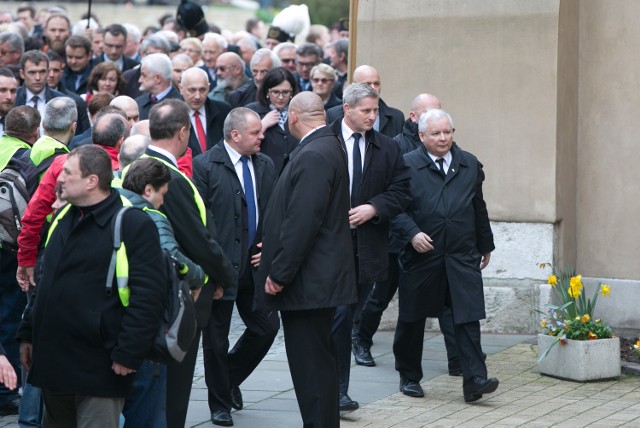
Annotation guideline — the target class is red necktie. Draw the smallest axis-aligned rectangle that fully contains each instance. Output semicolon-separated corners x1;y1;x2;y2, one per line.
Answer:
194;111;207;153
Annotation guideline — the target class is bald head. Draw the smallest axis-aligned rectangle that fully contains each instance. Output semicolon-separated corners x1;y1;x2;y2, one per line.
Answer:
110;95;139;125
409;93;442;123
119;134;151;170
353;65;381;95
288;92;326;140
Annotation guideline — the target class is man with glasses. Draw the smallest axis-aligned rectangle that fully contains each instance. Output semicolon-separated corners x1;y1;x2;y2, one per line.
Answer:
294;43;322;91
0;33;23;70
95;24;139;72
228;49;280;108
273;42;297;74
200;33;228;90
208;52;250;104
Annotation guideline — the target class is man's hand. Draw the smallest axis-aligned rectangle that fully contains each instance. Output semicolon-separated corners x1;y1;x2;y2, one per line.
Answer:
16;266;36;292
213;285;224;300
349;204;377;227
480;253;491;270
410;232;434;253
20;342;33;371
112;362;135;376
251;242;262;269
0;355;17;390
265;276;283;296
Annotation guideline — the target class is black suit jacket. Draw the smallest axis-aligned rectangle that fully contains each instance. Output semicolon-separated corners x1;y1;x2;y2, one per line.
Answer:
326;98;405;139
256;125;356;311
329;119;412;284
61;66;91;95
192;141;276;300
16;86;90;136
135;87;183;120
199;65;217;90
227;81;257;108
145;148;233;327
187;99;232;156
94;54;140;73
122;66;143;99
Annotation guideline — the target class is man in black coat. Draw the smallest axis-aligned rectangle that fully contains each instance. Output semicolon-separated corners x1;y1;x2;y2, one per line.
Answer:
257;92;356;428
326;65;404;138
144;99;233;428
329;83;411;411
62;35;94;95
228;48;279;108
17;145;166;426
193;108;279;427
392;109;498;403
135;53;183;121
16;50;90;136
93;24;139;73
179;68;231;156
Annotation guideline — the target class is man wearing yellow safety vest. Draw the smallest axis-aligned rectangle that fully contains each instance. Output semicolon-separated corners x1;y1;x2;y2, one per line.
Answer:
144;98;233;428
17;145;166;427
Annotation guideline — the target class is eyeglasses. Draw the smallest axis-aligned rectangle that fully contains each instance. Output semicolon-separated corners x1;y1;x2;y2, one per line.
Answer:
280;58;295;64
297;61;317;69
0;50;18;56
216;65;233;72
268;89;292;98
311;77;334;84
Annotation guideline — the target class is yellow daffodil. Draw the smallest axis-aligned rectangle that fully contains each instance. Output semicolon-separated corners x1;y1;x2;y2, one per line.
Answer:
635;340;640;350
570;275;583;291
588;332;598;340
600;284;611;297
582;314;590;323
568;287;581;299
541;320;547;328
548;275;557;287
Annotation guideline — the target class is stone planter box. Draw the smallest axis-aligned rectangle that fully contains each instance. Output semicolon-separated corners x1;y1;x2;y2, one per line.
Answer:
537;334;621;382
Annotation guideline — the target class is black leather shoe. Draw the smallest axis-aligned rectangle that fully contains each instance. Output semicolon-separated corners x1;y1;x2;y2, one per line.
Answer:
463;376;499;403
399;377;424;397
352;341;376;367
211;410;234;426
230;385;243;410
339;393;359;411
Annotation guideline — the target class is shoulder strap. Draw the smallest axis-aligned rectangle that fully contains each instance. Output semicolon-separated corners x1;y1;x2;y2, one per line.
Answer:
105;202;133;306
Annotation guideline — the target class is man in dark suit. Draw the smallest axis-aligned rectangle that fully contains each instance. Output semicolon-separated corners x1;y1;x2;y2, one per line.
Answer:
16;50;90;136
145;99;233;428
62;35;93;95
392;109;499;403
193;108;279;427
93;24;139;72
122;34;171;100
228;49;279;108
136;53;183;120
179;68;231;156
200;33;228;90
329;83;411;411
293;43;322;92
326;65;404;138
258;92;356;428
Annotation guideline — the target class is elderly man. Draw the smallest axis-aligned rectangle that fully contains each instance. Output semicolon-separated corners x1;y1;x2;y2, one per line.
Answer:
294;43;322;91
0;32;24;69
228;48;280;108
193;108;279;426
326;65;404;138
208;52;250;104
123;23;142;62
122;34;171;99
95;24;139;72
392;109;498;402
136;53;183;120
235;37;257;77
273;42;297;74
200;33;227;89
171;53;193;90
17;145;166;427
329;83;411;411
324;38;348;99
180;67;231;156
257;92;356;428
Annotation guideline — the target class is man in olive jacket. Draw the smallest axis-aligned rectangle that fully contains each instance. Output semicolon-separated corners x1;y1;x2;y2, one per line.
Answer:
17;145;166;426
257;92;356;428
392;109;498;403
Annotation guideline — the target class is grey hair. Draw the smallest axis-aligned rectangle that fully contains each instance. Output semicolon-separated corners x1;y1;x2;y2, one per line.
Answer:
342;83;379;107
43;97;77;133
310;63;337;81
140;34;170;55
273;42;296;55
92;113;128;148
250;48;280;69
123;23;142;43
223;107;260;140
0;32;24;55
119;135;151;169
418;109;454;133
142;53;172;82
203;32;228;50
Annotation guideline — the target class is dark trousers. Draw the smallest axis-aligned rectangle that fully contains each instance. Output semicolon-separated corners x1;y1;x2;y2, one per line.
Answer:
165;329;201;428
41;390;124;428
355;253;460;366
202;265;280;412
394;317;486;385
281;308;339;428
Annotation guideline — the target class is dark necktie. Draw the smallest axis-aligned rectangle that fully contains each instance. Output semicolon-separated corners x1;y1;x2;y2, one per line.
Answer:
241;156;257;247
351;133;362;206
31;96;39;110
193;111;207;153
436;157;446;178
151;95;158;104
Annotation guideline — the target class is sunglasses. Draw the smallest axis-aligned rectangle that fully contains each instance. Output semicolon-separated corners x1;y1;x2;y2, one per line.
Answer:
312;77;334;84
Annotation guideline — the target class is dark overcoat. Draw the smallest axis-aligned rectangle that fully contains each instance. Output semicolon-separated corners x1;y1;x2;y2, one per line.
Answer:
329;119;411;284
193;141;276;300
17;191;166;397
256;125;356;311
392;144;495;324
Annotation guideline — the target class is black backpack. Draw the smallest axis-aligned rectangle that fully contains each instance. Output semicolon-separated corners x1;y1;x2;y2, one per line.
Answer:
0;151;57;252
108;206;197;364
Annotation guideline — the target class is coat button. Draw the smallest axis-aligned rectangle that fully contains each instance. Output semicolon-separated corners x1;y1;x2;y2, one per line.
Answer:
235;189;241;194
234;214;239;219
235;238;240;244
233;263;239;269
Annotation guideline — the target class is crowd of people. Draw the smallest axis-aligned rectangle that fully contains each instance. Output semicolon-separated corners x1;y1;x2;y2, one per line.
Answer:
0;1;499;427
